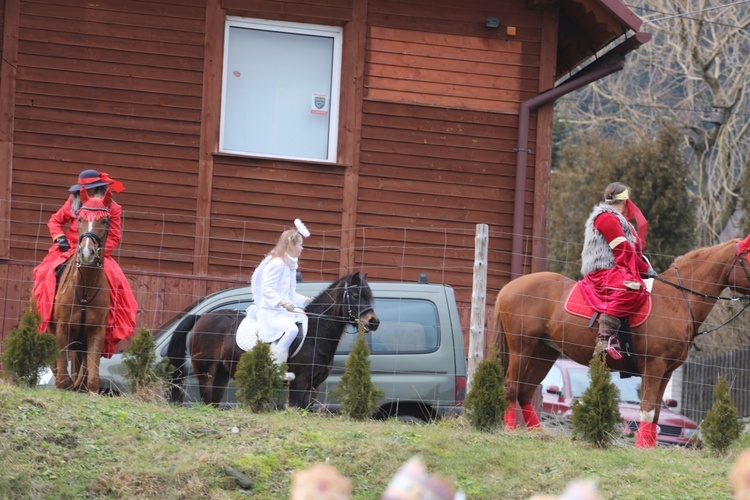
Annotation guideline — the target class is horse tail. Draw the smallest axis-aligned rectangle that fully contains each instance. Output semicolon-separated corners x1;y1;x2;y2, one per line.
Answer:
166;313;200;403
493;301;510;374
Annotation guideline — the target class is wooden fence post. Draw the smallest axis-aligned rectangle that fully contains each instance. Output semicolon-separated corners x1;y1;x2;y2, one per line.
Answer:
467;223;489;392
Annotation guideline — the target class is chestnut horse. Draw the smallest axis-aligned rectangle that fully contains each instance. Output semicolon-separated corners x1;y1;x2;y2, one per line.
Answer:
494;236;750;447
49;191;111;393
167;272;380;408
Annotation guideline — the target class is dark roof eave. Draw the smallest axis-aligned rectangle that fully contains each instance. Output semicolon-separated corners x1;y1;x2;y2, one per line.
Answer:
594;0;643;33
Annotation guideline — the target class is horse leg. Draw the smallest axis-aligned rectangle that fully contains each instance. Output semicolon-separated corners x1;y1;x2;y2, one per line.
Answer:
288;376;313;409
636;362;669;448
210;363;231;406
84;328;105;394
194;364;217;406
53;326;75;390
500;325;549;429
516;347;558;429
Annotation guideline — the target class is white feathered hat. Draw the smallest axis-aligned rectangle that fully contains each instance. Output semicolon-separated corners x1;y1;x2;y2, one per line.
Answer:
294;219;310;238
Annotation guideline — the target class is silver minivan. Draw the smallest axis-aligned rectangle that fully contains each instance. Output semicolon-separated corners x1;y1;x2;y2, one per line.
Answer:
83;279;467;422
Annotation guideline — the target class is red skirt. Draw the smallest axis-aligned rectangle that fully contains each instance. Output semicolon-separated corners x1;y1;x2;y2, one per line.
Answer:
32;246;138;358
579;266;648;318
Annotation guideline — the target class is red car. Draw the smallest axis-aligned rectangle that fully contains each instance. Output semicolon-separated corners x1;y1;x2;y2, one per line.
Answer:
540;358;701;447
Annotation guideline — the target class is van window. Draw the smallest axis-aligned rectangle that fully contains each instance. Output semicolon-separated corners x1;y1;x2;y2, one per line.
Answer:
336;298;440;354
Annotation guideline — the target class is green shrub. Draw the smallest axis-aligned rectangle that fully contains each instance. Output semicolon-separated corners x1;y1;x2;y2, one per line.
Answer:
464;352;508;432
571;349;620;447
122;327;170;399
234;342;285;412
2;301;58;387
334;328;384;420
702;375;743;455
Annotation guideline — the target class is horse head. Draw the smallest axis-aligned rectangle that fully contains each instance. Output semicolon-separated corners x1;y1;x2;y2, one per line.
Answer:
318;272;380;332
728;234;750;295
76;195;110;268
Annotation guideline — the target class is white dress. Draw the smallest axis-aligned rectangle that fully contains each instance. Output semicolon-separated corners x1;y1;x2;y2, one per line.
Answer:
250;255;308;343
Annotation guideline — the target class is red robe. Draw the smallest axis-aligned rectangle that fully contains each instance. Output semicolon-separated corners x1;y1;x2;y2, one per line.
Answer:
579;211;650;317
31;195;138;357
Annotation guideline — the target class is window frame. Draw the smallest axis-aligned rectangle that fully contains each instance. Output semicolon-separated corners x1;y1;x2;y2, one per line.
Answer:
219;16;343;163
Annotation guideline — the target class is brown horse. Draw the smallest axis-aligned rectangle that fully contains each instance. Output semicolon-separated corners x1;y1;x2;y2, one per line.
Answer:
166;272;380;408
49;191;111;393
493;236;750;447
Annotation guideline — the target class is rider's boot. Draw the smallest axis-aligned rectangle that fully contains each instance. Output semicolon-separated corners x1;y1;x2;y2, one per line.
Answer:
270;343;289;366
596;314;622;360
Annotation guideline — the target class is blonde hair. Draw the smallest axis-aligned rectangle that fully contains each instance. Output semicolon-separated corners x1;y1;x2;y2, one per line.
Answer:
269;229;303;258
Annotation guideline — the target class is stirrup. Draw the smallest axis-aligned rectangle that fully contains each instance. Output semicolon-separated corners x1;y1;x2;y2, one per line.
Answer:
604;337;622;360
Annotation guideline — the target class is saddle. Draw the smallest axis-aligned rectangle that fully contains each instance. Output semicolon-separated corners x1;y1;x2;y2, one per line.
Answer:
565;282;651;377
564;281;651;327
235;304;306;358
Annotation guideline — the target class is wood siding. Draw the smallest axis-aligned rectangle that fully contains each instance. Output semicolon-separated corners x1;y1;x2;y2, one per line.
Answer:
11;0;206;275
1;0;555;358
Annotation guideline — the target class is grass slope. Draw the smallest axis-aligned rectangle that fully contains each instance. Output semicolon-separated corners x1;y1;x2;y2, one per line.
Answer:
0;382;745;499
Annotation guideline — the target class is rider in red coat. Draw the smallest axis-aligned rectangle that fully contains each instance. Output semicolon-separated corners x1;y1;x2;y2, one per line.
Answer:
579;182;657;359
31;170;138;358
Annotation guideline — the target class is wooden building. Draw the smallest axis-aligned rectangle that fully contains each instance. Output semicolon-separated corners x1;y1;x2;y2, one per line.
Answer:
0;0;649;347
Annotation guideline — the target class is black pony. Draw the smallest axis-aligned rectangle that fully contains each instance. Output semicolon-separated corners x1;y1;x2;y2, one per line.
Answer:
166;272;379;408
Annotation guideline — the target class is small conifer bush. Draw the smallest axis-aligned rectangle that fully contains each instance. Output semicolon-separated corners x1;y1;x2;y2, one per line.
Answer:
702;375;743;455
334;327;384;420
2;301;58;387
234;342;285;412
571;349;620;448
122;327;171;399
464;351;508;432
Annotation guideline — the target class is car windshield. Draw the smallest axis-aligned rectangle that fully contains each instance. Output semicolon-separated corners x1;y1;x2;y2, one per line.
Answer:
613;376;642;404
568;367;642;404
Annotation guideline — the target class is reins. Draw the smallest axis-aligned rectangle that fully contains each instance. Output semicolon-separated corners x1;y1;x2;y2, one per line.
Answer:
72;208;110;339
652;246;750;336
306;281;374;329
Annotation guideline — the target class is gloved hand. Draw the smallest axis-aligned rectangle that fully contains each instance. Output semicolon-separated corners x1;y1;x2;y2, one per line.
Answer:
305;296;313;305
644;268;658;279
279;299;295;312
56;236;70;252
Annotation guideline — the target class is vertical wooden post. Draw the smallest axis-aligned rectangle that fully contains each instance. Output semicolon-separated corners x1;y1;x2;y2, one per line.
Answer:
193;0;224;294
467;223;489;392
339;0;368;274
0;0;20;259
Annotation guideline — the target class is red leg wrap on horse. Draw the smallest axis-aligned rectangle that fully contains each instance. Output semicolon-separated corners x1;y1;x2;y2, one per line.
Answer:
521;404;541;428
504;404;517;430
636;421;658;448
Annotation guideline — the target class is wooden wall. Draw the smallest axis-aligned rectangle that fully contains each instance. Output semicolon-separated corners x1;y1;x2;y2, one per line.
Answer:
357;0;543;292
0;0;554;355
11;0;205;271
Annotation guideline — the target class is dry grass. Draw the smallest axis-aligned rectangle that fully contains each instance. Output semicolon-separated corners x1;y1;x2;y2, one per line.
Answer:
0;380;745;499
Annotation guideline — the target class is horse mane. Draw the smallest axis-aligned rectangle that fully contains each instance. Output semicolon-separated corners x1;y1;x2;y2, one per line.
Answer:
305;272;371;334
666;239;737;272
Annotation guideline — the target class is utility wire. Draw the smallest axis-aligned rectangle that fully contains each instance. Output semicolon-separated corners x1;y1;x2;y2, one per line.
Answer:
635;0;750;25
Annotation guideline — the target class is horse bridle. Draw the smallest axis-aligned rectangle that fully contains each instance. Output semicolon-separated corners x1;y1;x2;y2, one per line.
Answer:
73;208;110;311
341;281;374;324
76;207;111;269
652;244;750;336
310;281;374;328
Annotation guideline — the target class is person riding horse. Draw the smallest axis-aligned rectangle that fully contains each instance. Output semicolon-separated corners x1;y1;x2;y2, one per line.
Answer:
249;219;313;365
579;182;658;359
31;169;138;358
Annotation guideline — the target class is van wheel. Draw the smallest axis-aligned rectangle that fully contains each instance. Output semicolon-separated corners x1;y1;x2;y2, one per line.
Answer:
396;414;426;425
